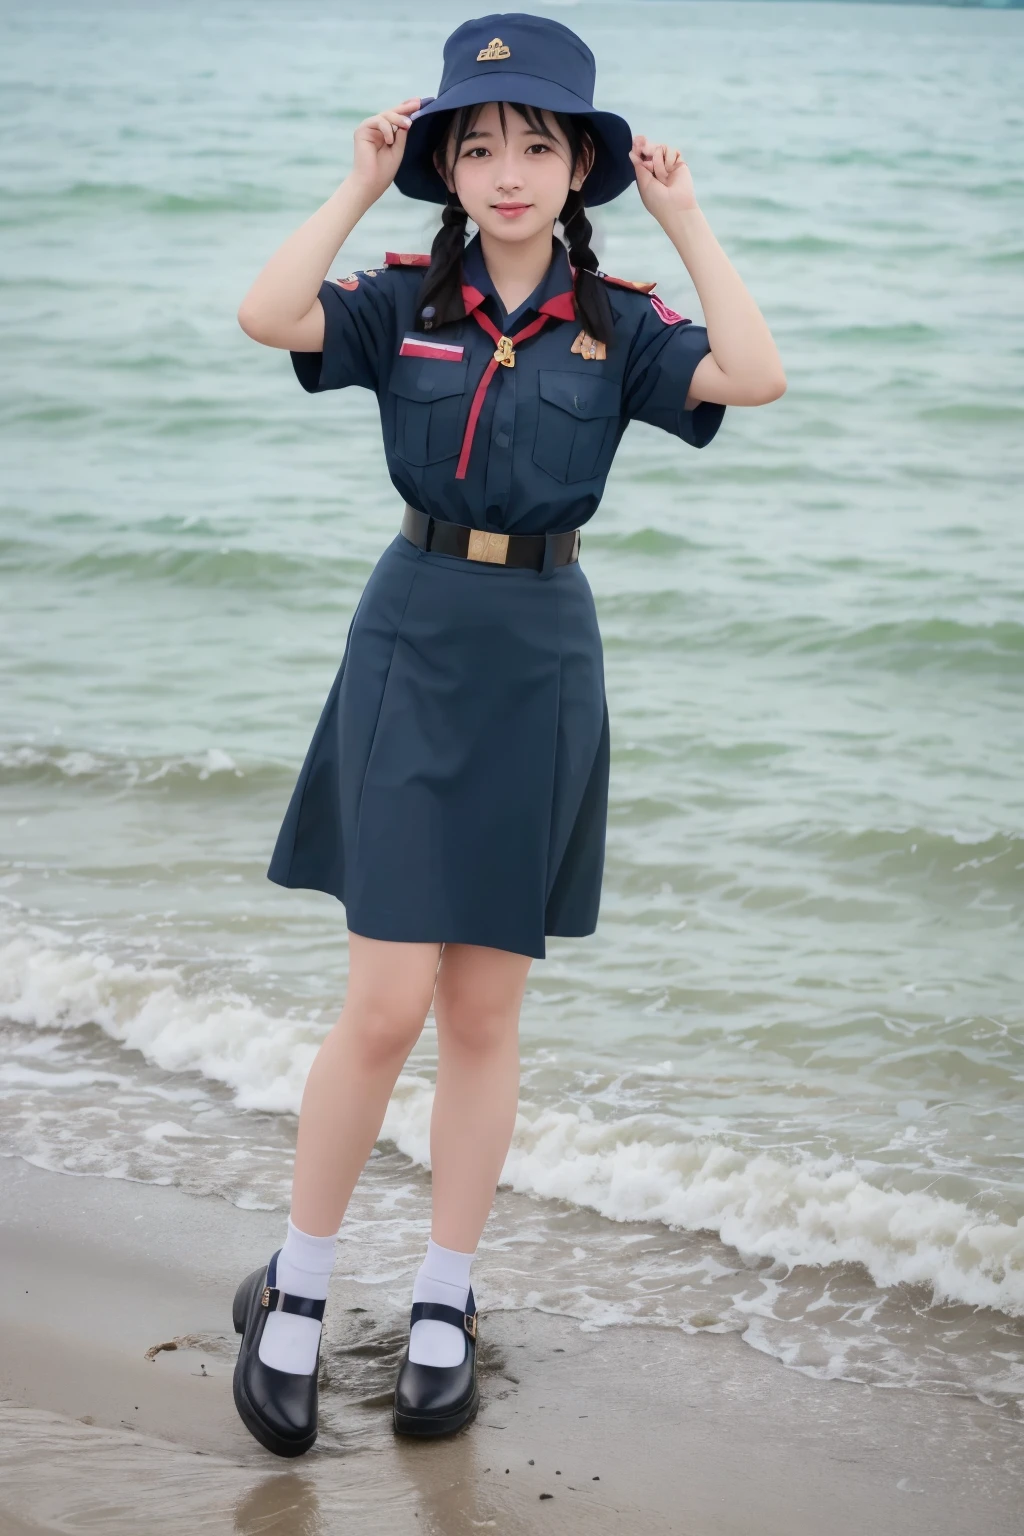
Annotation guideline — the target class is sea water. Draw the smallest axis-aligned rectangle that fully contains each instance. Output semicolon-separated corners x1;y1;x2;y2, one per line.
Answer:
2;0;1023;1416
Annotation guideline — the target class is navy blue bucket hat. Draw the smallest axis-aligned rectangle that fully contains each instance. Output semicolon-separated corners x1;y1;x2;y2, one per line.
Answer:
395;12;636;208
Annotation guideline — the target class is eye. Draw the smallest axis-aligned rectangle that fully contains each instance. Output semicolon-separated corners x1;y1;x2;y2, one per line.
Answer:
526;143;551;154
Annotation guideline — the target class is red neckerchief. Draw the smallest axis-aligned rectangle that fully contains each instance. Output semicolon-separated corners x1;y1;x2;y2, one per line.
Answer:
454;279;577;481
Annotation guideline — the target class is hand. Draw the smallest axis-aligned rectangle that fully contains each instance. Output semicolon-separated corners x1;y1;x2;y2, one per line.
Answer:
350;98;421;202
628;134;698;221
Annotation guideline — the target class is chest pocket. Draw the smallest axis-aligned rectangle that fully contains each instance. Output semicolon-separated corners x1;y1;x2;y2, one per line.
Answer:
533;370;622;483
388;356;469;466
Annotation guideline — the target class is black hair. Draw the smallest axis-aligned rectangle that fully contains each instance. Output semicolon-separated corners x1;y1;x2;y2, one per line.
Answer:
413;100;615;347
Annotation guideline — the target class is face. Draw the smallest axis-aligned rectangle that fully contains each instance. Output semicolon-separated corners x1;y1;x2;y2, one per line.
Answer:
434;101;594;243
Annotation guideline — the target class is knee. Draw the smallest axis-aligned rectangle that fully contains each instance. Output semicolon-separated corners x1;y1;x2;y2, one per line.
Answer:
434;986;518;1055
341;986;429;1067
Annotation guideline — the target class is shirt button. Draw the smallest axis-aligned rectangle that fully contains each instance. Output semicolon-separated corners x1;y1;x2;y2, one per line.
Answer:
494;430;510;448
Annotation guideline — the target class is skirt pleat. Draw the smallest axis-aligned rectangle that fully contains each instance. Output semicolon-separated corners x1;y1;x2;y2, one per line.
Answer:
267;530;608;959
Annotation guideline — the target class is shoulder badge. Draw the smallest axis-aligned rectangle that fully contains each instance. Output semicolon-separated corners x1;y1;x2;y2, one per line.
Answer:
598;271;658;295
330;266;386;289
384;251;432;267
649;293;690;325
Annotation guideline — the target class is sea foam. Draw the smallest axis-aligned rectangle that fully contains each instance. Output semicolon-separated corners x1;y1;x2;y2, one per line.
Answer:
2;923;1022;1317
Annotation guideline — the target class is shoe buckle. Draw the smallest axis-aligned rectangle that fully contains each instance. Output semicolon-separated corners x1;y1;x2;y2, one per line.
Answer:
464;1311;477;1339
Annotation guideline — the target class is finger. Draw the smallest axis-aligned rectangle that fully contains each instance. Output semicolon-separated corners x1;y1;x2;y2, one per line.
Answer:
378;101;418;130
375;114;407;138
369;114;397;145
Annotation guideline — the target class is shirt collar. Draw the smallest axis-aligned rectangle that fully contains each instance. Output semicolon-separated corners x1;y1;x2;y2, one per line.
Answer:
460;231;577;329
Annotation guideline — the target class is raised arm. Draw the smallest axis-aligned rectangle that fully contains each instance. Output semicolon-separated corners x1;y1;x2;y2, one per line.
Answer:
236;97;421;354
628;135;787;409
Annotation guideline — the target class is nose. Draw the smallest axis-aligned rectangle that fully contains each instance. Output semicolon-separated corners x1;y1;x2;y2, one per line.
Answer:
493;150;525;195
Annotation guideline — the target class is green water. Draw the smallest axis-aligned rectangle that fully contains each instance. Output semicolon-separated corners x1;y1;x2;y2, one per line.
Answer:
2;0;1023;1412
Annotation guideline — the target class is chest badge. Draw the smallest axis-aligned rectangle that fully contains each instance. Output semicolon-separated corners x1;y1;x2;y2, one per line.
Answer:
477;37;510;61
571;328;607;362
399;336;465;361
493;336;516;368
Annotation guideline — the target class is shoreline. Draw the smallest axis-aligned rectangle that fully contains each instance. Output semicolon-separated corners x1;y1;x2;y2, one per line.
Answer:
1;1156;1021;1535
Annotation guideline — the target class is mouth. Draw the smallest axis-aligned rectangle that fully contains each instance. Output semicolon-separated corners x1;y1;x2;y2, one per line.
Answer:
493;202;531;216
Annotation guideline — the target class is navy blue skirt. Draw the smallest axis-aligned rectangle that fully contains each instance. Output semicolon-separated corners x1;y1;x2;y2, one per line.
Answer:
267;529;609;958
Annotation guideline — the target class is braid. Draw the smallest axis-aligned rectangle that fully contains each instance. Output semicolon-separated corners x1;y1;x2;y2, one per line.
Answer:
560;187;614;347
414;190;469;331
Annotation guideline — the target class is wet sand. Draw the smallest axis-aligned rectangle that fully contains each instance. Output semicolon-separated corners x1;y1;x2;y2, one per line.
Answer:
0;1157;1021;1535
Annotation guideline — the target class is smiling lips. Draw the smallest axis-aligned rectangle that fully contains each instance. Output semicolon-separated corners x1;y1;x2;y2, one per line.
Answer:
494;202;531;217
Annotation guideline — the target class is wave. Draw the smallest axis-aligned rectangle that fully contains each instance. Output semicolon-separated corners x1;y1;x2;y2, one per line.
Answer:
383;1090;1024;1319
0;536;370;593
594;527;707;556
2;923;1022;1319
603;608;1024;672
823;322;939;347
5;181;285;218
0;742;269;792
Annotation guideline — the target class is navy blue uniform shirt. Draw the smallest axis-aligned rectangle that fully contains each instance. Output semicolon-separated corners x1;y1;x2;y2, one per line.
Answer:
291;230;725;536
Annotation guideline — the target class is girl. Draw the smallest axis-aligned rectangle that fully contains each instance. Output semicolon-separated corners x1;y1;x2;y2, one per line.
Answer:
231;12;785;1458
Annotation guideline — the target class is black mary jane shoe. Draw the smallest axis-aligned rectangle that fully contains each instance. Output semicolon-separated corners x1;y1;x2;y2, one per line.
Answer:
392;1285;480;1438
232;1247;326;1458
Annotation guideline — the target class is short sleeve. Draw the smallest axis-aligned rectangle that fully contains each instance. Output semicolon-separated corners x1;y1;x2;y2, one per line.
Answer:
290;269;396;394
621;296;725;448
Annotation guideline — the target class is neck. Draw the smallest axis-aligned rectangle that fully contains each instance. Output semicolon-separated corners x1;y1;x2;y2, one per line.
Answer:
476;225;555;317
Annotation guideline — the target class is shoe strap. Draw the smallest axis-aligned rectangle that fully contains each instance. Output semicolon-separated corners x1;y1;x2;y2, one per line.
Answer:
260;1284;326;1321
409;1288;478;1340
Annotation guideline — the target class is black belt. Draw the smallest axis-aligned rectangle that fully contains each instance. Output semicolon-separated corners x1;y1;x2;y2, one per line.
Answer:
400;502;580;570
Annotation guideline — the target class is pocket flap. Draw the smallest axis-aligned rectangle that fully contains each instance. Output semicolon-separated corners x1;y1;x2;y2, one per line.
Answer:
537;369;621;419
388;355;469;401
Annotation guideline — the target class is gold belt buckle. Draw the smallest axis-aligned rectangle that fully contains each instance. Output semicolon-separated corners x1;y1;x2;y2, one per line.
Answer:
467;529;510;564
464;1311;478;1339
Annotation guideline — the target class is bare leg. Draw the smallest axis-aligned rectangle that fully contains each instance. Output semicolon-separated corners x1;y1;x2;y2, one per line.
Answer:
399;942;532;1367
256;935;441;1373
429;941;533;1250
289;934;442;1236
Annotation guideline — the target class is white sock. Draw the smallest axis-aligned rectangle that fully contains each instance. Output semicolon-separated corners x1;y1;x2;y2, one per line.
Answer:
408;1237;475;1368
256;1215;338;1375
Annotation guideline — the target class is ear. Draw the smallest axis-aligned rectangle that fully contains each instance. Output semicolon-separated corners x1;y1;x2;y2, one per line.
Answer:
570;131;597;192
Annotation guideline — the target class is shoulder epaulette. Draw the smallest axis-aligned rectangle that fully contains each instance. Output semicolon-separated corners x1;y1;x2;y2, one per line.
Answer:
598;271;657;295
384;251;432;267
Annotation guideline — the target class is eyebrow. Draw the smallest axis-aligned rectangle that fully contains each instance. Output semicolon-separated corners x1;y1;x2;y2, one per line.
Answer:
461;127;553;141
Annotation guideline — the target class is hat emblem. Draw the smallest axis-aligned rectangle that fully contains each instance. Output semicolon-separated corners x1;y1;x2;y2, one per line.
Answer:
476;36;510;62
